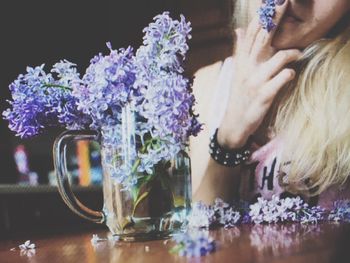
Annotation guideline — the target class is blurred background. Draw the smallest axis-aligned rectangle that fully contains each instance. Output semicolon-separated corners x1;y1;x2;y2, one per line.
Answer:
0;0;233;238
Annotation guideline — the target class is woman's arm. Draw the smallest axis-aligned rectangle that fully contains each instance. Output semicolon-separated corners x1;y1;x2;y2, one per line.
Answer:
192;1;301;205
194;157;243;204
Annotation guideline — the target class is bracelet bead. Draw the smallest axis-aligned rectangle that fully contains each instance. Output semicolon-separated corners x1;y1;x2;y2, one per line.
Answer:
209;128;253;167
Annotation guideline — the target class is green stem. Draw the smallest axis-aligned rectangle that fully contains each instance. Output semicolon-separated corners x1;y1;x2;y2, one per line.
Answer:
40;83;72;91
130;136;177;216
131;158;141;174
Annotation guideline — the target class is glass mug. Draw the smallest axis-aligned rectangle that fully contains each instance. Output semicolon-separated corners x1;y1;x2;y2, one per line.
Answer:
53;106;192;241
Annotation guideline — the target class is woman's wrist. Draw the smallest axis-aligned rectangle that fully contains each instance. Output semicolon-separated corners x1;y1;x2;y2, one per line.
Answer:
217;125;249;150
209;128;252;167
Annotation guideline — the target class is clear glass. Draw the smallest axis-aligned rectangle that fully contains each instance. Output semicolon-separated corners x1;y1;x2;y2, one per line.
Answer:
54;105;192;241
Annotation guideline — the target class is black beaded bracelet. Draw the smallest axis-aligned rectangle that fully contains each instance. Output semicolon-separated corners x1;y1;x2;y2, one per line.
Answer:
209;128;253;167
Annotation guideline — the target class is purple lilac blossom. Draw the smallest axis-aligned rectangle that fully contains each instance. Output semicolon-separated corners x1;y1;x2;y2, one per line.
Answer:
258;0;276;32
138;11;192;74
328;200;350;222
3;12;202;192
189;196;333;228
134;12;202;174
171;230;216;257
73;43;137;130
3;61;90;138
51;60;92;129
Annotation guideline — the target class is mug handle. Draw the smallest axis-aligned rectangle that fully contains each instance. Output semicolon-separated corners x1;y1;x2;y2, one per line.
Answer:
53;130;104;224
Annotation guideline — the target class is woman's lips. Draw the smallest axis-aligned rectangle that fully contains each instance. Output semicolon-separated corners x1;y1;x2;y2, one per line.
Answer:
283;8;303;23
284;15;301;23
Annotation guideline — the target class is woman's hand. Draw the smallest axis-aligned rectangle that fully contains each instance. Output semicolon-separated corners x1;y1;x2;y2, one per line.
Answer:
218;0;302;149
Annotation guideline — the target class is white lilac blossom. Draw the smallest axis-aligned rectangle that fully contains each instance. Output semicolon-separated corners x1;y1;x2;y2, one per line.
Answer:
188;201;216;229
212;198;241;228
171;230;216;257
19;240;36;250
3;62;90;138
188;198;241;229
189;196;337;229
328;200;350;222
249;195;325;224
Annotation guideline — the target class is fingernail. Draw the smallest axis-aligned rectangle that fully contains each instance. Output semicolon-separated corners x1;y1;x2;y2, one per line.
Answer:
275;0;285;5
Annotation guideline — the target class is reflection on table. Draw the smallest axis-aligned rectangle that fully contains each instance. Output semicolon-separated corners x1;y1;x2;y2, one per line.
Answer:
0;223;349;263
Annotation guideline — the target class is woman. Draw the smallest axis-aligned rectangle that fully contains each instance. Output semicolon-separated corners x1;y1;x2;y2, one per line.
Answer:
190;0;350;208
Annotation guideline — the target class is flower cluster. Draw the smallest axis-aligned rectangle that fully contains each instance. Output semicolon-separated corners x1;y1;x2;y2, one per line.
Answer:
3;12;202;190
73;44;137;130
258;0;276;32
189;196;350;230
188;198;241;229
249;195;325;224
171;230;216;257
133;11;201;174
188;201;216;228
19;240;36;250
328;200;350;222
3;61;90;138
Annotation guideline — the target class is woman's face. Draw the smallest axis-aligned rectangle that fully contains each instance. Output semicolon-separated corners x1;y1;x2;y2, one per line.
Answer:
259;0;350;49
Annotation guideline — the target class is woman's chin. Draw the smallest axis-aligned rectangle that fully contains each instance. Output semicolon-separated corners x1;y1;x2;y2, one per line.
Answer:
272;24;308;50
271;34;304;50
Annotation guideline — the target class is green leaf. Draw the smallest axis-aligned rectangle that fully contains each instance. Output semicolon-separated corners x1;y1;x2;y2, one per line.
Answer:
131;173;154;202
132;191;149;216
169;244;184;254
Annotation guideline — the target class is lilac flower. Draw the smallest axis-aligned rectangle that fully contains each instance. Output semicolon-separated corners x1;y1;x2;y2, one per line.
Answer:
258;0;276;32
3;12;202;193
212;198;241;228
188;201;216;229
73;43;137;130
19;240;36;250
51;60;92;130
171;230;216;257
188;198;241;229
328;200;350;222
137;11;192;74
3;62;90;138
135;12;201;138
249;195;325;224
131;12;202;174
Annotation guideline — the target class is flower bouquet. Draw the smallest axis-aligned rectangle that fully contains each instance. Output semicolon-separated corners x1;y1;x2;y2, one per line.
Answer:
3;12;201;241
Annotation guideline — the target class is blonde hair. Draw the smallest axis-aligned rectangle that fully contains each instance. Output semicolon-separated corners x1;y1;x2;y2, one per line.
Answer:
233;0;350;195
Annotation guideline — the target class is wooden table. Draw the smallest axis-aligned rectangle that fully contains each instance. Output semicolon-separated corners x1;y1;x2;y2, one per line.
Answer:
0;223;349;263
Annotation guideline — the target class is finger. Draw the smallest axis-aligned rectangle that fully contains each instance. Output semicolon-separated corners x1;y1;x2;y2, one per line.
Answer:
261;49;302;80
250;0;289;58
234;28;246;55
264;0;289;44
244;15;262;54
261;68;295;102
